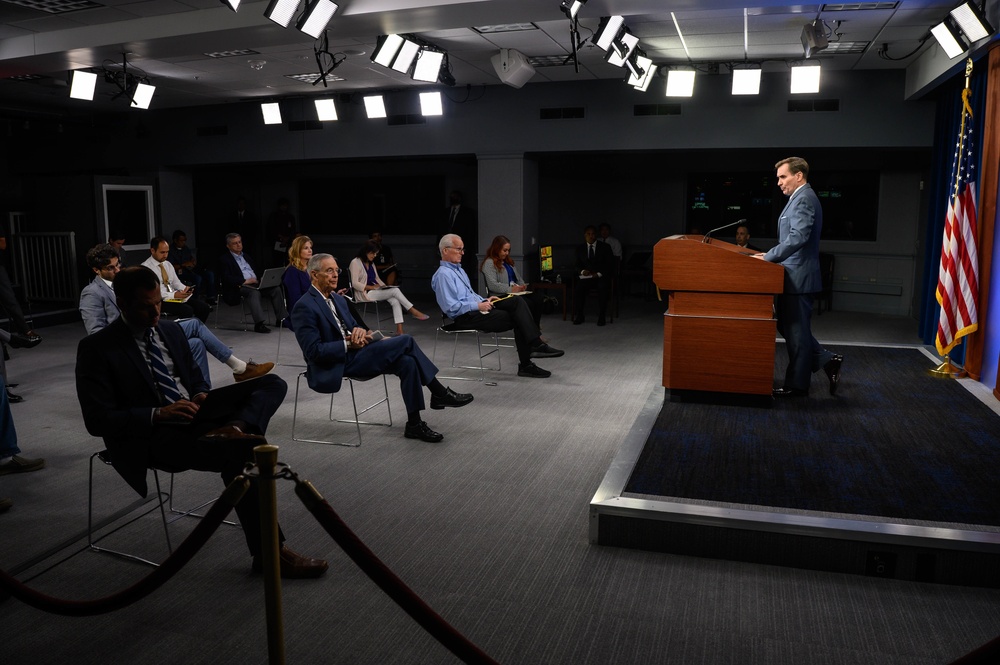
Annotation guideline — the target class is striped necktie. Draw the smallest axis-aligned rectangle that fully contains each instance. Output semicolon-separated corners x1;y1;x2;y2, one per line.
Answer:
145;328;183;404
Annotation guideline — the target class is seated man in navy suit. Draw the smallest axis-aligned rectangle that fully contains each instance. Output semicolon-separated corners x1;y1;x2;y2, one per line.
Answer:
291;253;473;443
76;266;326;578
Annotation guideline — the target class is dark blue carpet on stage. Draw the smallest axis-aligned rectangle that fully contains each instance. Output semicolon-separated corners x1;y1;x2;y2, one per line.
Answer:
624;346;1000;526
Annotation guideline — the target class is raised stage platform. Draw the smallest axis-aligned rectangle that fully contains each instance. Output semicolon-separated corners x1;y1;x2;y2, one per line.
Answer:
590;345;1000;588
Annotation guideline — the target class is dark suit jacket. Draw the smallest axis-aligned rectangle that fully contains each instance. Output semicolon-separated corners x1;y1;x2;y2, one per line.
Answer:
575;241;614;278
219;250;256;306
76;318;209;496
291;287;360;394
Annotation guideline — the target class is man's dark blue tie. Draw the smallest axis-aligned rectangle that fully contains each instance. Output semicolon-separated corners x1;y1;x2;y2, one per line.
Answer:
588;244;594;260
145;328;183;404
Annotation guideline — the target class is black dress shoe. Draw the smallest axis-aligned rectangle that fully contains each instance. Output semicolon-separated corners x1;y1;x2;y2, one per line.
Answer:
252;545;328;579
823;354;844;395
404;420;444;442
254;322;271;334
430;387;474;410
8;333;41;349
198;425;266;443
572;317;584;325
529;343;564;359
517;362;551;378
597;317;606;326
5;389;23;403
772;387;808;398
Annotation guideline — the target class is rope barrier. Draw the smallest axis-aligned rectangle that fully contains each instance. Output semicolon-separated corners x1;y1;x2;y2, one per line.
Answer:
291;474;501;665
0;476;248;617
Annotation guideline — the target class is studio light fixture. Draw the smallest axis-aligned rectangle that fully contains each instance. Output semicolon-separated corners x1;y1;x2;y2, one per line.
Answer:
364;95;387;119
606;31;639;67
593;16;625;51
420;91;443;116
69;70;97;100
71;54;156;108
731;67;761;95
790;63;821;94
801;20;829;58
627;55;656;91
412;48;445;82
296;0;338;39
219;0;240;10
314;98;338;121
130;82;156;109
950;1;994;42
931;20;967;58
264;0;301;28
665;69;695;97
560;0;587;20
371;34;404;67
391;37;421;73
261;102;282;124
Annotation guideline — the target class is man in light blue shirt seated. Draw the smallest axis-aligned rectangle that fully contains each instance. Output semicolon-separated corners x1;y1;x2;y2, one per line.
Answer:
432;234;564;378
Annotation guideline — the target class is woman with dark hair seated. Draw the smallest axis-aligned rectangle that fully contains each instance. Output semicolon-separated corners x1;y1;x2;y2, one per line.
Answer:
480;235;543;327
349;240;428;336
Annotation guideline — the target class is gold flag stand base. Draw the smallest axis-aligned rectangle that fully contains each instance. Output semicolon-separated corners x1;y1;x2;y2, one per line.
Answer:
930;356;967;379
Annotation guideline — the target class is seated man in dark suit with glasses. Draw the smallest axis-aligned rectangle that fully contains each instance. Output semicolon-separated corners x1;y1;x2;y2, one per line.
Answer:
76;266;326;578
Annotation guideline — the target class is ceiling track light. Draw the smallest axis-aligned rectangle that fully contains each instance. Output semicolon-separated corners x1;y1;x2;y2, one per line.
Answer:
593;16;625;51
261;101;282;124
69;70;97;101
950;1;995;42
412;48;446;82
931;19;968;58
364;95;387;119
72;53;156;108
560;0;587;20
297;0;338;39
264;0;301;28
665;69;695;97
790;63;821;94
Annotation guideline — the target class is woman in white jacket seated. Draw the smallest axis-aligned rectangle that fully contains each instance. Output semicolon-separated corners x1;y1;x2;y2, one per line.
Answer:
349;240;429;335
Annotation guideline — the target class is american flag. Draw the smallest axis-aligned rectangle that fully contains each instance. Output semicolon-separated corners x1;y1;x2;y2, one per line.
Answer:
935;87;980;357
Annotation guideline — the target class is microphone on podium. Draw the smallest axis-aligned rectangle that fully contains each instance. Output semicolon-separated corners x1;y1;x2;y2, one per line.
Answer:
702;218;748;244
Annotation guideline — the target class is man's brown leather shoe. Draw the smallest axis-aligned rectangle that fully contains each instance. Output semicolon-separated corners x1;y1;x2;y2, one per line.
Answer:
198;425;266;443
234;360;274;382
252;545;328;579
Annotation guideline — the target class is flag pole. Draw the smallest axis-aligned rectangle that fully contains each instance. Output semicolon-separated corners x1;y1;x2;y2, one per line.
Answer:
930;57;976;379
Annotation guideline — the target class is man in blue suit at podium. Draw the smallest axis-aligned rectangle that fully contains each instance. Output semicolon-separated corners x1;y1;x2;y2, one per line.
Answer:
756;157;843;397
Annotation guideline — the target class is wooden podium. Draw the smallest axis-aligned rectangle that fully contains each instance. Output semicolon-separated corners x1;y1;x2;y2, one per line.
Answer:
653;235;784;396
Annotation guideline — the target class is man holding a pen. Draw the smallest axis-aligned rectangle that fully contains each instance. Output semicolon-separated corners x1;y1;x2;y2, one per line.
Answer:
432;234;565;379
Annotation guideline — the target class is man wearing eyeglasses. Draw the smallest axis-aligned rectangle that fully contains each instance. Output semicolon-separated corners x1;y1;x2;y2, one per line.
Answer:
292;253;473;443
432;234;564;379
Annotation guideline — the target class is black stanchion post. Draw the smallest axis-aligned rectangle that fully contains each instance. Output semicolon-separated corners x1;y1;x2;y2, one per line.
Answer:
254;444;285;665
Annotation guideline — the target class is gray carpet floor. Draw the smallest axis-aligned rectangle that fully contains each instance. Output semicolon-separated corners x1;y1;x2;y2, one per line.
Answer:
1;297;997;665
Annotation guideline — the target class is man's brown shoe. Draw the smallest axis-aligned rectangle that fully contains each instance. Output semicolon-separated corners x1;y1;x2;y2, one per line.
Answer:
252;546;328;579
235;360;275;382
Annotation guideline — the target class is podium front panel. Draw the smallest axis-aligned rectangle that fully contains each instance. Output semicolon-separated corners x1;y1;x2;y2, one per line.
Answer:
663;314;775;395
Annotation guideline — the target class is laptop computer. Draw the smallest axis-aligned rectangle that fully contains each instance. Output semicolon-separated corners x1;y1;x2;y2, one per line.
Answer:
247;267;284;290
